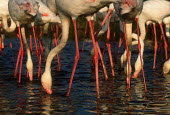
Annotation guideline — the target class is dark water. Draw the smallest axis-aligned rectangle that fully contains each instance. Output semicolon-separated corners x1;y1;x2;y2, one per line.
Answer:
0;37;170;114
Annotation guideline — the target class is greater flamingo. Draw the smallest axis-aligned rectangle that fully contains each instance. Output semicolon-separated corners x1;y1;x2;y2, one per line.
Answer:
41;0;131;98
35;0;61;25
133;0;170;69
114;0;145;88
0;0;17;51
8;0;39;82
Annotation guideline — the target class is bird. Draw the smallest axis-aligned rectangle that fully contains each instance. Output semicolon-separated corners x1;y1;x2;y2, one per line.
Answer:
163;58;170;74
35;0;61;25
41;0;129;98
8;0;39;82
0;0;17;51
37;0;62;73
120;33;144;78
0;0;16;33
133;0;170;69
114;0;144;88
45;0;58;15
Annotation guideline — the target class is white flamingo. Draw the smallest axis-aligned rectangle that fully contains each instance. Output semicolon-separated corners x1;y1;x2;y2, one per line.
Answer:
114;0;144;88
133;0;170;69
41;0;125;98
8;0;39;82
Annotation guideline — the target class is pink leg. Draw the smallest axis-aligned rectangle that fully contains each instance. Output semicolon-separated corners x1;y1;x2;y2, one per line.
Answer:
97;44;108;80
38;54;42;78
14;46;21;77
18;49;24;83
159;23;168;59
29;34;33;52
67;20;80;96
106;14;114;76
94;9;113;37
32;26;39;56
136;19;147;91
88;20;100;98
117;32;124;55
153;24;158;69
14;26;24;78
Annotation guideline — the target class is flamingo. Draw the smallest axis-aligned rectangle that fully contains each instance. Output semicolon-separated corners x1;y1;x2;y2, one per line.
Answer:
8;0;39;82
35;0;61;77
120;33;144;78
132;0;170;70
0;0;17;51
36;0;62;72
114;0;144;88
41;0;133;98
163;58;170;74
35;0;61;25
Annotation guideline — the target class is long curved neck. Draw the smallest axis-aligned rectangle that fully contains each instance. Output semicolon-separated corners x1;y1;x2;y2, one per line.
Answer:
45;12;70;71
2;17;16;33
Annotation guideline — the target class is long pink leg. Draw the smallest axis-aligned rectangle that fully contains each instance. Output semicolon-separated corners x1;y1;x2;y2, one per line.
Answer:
32;26;39;56
88;20;100;98
29;34;32;52
18;48;24;83
153;24;158;69
14;46;21;77
106;14;114;76
135;19;147;91
32;26;43;77
67;20;80;96
92;25;108;79
14;26;24;78
94;9;113;37
38;54;42;78
159;23;168;59
90;20;108;80
117;32;124;55
97;44;108;80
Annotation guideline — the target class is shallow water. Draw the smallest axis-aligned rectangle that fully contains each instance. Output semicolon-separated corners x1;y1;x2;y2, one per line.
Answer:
0;38;170;114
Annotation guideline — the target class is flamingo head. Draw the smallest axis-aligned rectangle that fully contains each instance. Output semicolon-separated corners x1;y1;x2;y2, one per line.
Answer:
41;70;52;94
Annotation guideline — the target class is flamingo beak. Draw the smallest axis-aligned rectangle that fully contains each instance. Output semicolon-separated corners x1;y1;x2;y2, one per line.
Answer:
42;82;52;94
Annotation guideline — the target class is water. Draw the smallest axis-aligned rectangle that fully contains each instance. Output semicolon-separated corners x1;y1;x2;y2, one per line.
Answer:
0;38;170;114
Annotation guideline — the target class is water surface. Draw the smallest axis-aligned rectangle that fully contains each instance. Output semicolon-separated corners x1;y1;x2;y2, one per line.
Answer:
0;38;170;114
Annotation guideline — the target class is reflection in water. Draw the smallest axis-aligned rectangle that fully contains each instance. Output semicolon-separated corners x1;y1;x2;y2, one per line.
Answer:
41;95;53;115
0;40;170;114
